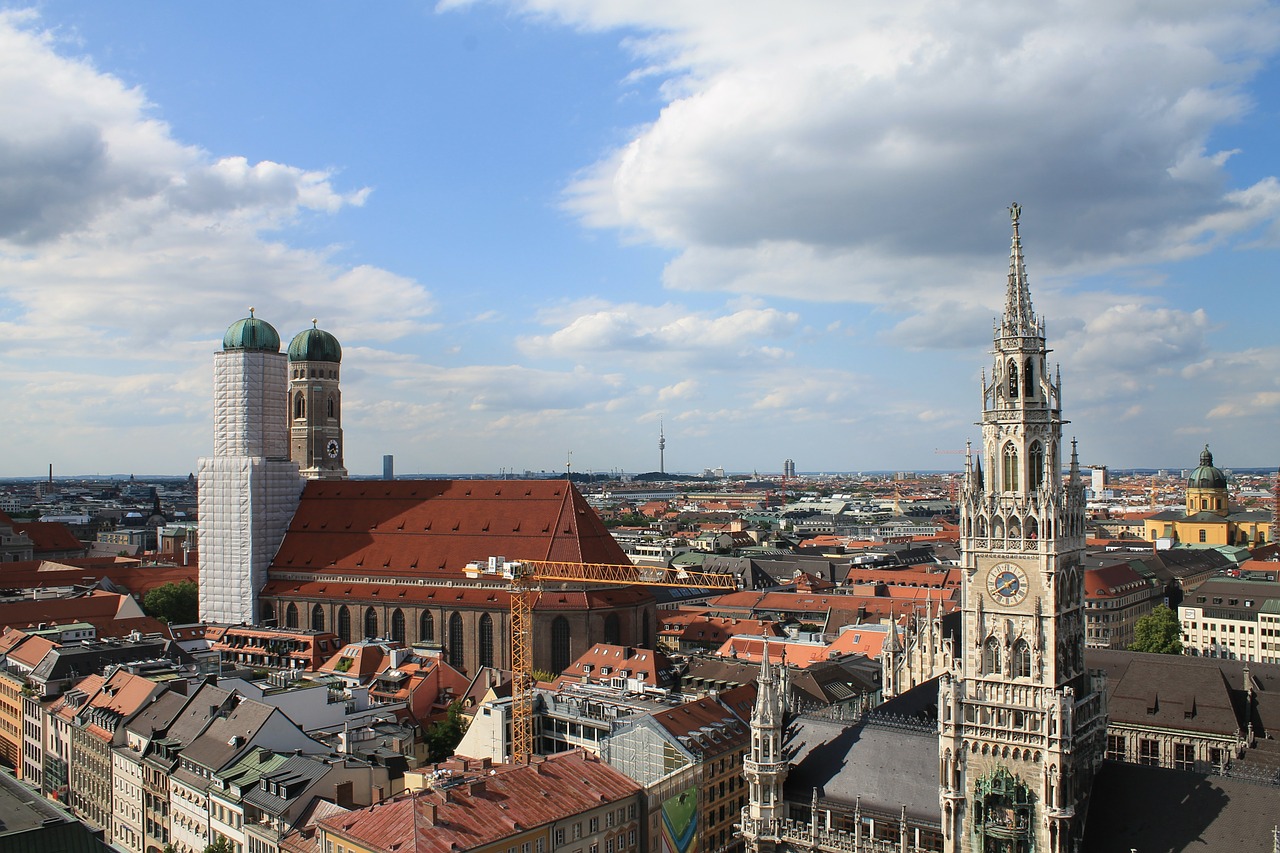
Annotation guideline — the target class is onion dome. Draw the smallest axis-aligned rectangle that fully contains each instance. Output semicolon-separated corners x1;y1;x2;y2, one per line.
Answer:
222;309;281;352
288;320;342;363
1188;445;1227;490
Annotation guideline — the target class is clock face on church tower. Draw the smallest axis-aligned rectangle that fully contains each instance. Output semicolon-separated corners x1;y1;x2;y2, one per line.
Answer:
326;439;340;459
986;562;1029;606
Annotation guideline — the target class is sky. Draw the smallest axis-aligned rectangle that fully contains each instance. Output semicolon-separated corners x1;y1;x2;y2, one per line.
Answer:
1;1;1279;478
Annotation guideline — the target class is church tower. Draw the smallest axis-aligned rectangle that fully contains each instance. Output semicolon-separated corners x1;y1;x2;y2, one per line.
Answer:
287;321;347;480
938;205;1106;853
742;638;787;853
197;311;304;624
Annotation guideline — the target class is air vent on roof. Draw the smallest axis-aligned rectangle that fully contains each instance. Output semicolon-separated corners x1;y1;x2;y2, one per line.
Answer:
452;523;460;531
356;558;364;567
424;521;432;530
512;522;520;532
482;522;490;531
397;522;405;530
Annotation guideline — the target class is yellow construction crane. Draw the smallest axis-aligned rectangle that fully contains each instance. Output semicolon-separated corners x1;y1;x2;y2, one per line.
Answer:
465;557;739;764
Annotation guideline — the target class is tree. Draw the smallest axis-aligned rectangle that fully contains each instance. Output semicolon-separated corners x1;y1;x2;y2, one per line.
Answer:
143;579;199;624
204;839;233;853
424;700;469;762
1129;605;1184;655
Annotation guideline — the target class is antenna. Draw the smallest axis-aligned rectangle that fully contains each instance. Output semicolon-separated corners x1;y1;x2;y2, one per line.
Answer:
659;419;666;474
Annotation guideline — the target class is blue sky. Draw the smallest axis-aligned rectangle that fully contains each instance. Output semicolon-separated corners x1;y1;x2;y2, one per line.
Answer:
1;2;1279;477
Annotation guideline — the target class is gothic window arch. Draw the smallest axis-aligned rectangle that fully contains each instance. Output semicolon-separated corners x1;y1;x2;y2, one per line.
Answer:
311;604;325;632
1009;518;1021;540
479;614;494;668
337;606;351;644
1026;517;1039;539
551;616;572;674
1023;357;1034;397
285;603;299;629
1012;639;1032;678
261;602;275;624
420;610;434;642
976;517;987;538
1029;441;1045;490
993;517;1004;541
1007;359;1019;398
364;607;378;639
391;609;406;644
327;396;335;419
1003;443;1020;492
448;612;464;670
983;635;1002;675
294;392;305;420
604;612;621;646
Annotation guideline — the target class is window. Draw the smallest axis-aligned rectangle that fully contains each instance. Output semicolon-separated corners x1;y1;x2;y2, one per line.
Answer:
363;607;378;639
983;635;1001;675
590;817;599;833
294;393;305;420
1007;359;1019;398
420;610;434;642
1012;639;1031;678
1199;529;1207;543
1106;734;1125;761
337;606;351;644
1174;743;1194;771
604;613;621;645
479;614;495;668
1138;739;1160;766
555;829;565;847
449;613;465;670
327;396;335;418
391;609;406;644
1002;444;1019;492
552;616;572;674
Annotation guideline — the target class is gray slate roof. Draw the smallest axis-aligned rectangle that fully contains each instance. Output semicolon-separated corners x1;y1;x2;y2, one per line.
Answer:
785;714;941;824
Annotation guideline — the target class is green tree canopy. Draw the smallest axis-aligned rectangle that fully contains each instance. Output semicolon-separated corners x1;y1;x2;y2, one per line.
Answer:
143;579;199;625
1129;604;1184;655
425;700;469;762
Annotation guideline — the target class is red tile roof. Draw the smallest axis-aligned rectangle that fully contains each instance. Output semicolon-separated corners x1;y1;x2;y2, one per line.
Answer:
11;522;83;554
271;480;629;579
0;590;166;638
650;696;748;757
1084;563;1149;599
322;750;640;853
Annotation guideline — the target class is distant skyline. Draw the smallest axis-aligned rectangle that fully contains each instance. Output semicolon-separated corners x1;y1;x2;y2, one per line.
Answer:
2;2;1279;477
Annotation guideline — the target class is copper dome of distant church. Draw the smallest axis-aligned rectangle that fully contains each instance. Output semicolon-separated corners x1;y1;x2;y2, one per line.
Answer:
288;321;342;363
222;309;281;352
1188;445;1227;490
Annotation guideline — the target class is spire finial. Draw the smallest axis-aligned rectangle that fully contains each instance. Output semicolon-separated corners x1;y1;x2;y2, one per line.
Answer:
1002;203;1036;337
312;318;318;328
249;307;255;318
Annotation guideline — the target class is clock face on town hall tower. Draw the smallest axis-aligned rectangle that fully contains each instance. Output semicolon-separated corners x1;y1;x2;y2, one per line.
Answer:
985;562;1029;607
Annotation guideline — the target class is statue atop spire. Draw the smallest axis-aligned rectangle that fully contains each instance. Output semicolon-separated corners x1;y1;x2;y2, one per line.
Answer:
1002;202;1039;338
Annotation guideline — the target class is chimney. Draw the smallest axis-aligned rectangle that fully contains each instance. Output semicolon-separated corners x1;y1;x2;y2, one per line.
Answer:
422;802;437;825
334;781;355;808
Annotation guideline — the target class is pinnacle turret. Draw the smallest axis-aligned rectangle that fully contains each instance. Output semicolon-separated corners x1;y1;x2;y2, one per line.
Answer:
1002;202;1039;338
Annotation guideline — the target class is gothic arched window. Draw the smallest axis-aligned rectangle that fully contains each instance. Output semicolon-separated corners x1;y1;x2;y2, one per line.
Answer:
1029;442;1045;490
449;613;465;670
604;612;621;646
1012;639;1032;678
364;607;378;639
1026;517;1039;540
312;604;325;632
1003;444;1020;492
1023;357;1034;397
479;614;494;668
327;396;335;419
420;610;434;642
551;616;572;675
1007;359;1019;398
285;603;298;629
337;606;351;644
983;636;1002;675
294;392;305;420
260;602;275;624
391;609;406;644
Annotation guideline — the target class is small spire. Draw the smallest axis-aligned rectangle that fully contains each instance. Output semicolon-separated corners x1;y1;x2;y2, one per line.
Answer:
249;307;255;317
312;318;319;328
1070;438;1081;483
1002;202;1037;337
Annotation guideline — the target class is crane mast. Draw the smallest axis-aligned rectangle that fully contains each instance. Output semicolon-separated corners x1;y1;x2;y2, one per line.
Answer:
465;557;739;764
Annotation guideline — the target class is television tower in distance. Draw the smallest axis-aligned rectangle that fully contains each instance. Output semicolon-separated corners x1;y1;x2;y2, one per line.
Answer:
659;420;666;474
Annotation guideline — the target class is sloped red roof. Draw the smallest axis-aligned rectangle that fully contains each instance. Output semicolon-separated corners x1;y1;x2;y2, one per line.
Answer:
0;591;166;638
0;558;195;596
322;751;640;853
270;479;629;579
11;521;83;554
1085;563;1148;598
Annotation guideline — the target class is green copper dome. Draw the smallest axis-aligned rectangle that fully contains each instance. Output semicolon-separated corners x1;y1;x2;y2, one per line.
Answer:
222;311;281;352
288;322;342;363
1188;445;1227;490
